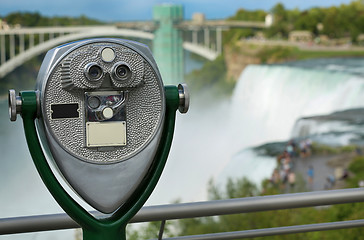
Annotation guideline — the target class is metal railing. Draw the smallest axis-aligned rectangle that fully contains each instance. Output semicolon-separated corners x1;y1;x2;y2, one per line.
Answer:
1;188;364;239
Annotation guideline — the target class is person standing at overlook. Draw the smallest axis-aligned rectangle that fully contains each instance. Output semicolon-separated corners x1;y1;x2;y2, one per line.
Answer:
307;165;314;190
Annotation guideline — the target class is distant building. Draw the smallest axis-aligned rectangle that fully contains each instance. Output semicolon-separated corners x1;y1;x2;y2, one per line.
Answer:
265;14;274;27
0;19;10;30
289;31;313;42
318;34;329;43
192;13;205;24
357;34;364;45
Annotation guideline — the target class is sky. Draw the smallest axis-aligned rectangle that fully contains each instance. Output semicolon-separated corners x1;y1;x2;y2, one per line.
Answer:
0;0;355;22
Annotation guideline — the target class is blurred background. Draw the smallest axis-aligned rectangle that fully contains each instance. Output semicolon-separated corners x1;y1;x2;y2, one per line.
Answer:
2;0;364;239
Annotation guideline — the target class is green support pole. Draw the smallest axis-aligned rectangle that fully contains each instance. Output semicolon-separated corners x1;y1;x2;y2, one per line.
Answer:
20;86;180;240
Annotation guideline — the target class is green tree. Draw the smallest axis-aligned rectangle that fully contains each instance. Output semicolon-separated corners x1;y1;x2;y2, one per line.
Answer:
265;3;290;38
4;12;103;27
294;8;324;34
127;221;175;240
229;9;267;22
185;54;234;96
128;155;364;239
224;8;267;44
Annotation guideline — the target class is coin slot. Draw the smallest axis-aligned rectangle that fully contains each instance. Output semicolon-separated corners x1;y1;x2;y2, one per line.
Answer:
51;103;79;119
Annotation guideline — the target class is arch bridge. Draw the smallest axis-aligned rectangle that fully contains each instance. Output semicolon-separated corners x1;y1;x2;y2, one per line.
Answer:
0;25;220;83
0;6;266;84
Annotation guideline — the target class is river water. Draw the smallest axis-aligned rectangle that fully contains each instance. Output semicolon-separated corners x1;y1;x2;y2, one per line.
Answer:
2;56;364;239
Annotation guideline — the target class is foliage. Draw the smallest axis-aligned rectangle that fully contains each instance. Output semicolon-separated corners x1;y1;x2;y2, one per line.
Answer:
228;9;267;22
185;55;235;96
223;28;254;45
346;156;364;188
311;143;357;155
3;12;104;27
175;177;321;239
174;168;364;239
224;1;364;42
223;8;266;44
294;48;364;59
127;221;176;240
265;3;291;38
128;151;364;239
208;177;259;200
264;1;364;41
256;45;296;63
293;8;324;35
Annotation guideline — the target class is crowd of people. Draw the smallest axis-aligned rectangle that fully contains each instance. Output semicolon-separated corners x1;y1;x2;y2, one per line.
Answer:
269;139;313;192
268;138;358;192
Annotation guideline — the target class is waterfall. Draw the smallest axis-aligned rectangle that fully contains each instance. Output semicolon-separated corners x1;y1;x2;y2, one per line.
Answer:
230;64;364;150
216;62;364;187
157;60;364;200
291;108;364;146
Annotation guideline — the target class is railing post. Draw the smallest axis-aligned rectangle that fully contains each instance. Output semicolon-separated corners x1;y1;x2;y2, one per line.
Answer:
204;27;209;48
19;34;25;53
192;29;198;45
39;33;44;43
216;27;222;54
0;34;5;64
29;34;34;48
9;34;15;58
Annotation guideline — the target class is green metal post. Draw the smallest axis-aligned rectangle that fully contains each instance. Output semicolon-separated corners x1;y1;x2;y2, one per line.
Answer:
19;86;180;240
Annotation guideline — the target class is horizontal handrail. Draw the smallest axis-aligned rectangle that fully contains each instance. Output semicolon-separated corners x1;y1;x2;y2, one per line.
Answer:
154;219;364;240
1;188;364;235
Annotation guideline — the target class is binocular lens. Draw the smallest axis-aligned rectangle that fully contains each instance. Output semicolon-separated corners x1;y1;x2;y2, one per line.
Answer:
116;66;128;78
84;63;103;82
113;63;131;81
90;66;102;79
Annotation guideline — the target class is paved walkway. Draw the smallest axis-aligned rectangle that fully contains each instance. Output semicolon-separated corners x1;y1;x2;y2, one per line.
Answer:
293;153;354;191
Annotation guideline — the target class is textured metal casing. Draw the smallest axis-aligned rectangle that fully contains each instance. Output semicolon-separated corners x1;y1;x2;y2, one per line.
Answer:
35;38;165;213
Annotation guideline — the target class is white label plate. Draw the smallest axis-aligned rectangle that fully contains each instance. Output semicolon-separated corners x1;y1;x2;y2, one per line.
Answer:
86;121;126;147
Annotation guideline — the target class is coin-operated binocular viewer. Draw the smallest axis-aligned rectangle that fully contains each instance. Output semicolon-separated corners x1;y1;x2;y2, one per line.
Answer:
8;38;189;240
